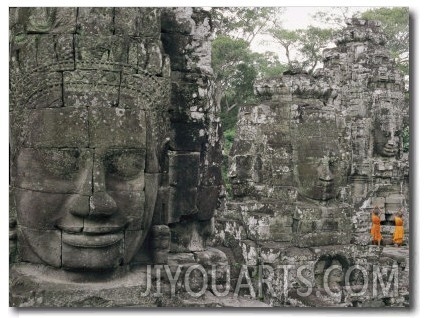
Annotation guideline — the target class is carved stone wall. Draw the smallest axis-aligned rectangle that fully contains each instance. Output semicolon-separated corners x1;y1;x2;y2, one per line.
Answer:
214;18;409;307
9;7;225;307
160;8;223;253
9;10;409;308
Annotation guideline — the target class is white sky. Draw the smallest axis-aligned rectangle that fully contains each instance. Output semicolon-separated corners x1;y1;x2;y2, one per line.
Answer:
250;7;371;61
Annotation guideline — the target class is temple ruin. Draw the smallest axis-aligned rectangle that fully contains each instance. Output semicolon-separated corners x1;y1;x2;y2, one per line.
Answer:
9;9;409;307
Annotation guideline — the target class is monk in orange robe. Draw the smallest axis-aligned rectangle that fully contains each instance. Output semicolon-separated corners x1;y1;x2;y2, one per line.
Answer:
393;209;404;247
370;206;382;246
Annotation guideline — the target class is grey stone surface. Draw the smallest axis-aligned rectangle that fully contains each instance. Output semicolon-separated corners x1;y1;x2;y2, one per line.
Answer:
10;9;408;308
10;7;225;307
214;18;409;307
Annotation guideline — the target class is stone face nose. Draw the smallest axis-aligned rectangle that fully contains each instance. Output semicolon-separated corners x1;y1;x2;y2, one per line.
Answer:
386;136;395;146
89;192;118;217
318;159;334;182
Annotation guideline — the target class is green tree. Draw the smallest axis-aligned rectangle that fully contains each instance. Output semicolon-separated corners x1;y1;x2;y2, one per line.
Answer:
268;26;332;73
212;36;258;115
211;8;287;122
267;28;300;67
254;51;287;78
210;7;281;43
312;7;360;28
297;26;333;73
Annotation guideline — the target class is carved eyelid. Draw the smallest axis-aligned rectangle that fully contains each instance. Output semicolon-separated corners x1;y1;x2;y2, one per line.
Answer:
103;150;145;179
35;148;82;178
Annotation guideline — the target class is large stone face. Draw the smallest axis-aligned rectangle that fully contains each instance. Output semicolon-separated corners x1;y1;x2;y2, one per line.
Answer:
10;5;222;290
10;7;168;272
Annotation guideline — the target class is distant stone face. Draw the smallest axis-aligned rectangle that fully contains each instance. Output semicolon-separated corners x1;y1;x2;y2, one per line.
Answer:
218;17;408;260
373;104;402;158
292;105;347;202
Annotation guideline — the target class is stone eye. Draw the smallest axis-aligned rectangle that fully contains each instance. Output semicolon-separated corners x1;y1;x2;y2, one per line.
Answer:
41;149;81;179
105;150;144;180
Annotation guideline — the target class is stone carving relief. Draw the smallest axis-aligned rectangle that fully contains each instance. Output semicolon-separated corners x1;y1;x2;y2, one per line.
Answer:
10;6;221;282
214;18;408;306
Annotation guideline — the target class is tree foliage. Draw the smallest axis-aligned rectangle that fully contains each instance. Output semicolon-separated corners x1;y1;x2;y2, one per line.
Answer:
267;28;299;66
212;35;258;114
297;26;333;72
210;7;281;43
268;25;332;73
211;8;286;116
312;7;360;28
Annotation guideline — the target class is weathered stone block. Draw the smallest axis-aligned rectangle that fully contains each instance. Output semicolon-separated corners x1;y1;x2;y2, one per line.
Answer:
90;191;145;231
161;33;198;72
36;34;75;71
15;148;93;194
194;247;228;267
24;71;63;109
196;186;219;221
231;183;257;198
77;8;114;35
152;186;170;225
146;41;163;75
143;172;160;226
62;237;124;270
168;187;198;223
64;70;120;107
170;122;208;151
370;197;386;210
199;164;222;187
170;221;205;253
89;107;146;148
24;108;89;148
295;232;350;248
114;8;160;37
15;189;81;230
168;252;195;265
240;240;258;266
99;149;146;192
75;35;129;70
10;8;77;34
168;152;200;187
124;229;146;264
18;226;61;267
120;74;170;109
231;155;253;181
229;140;253;156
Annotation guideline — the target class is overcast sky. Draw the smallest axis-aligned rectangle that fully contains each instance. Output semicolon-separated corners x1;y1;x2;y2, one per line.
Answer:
250;7;372;60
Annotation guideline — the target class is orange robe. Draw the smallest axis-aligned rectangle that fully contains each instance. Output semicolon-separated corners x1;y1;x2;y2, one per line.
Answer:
370;213;382;243
393;216;404;245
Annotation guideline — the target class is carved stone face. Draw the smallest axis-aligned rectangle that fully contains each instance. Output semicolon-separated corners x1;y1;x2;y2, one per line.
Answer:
373;105;402;158
15;106;156;270
296;140;341;201
292;106;346;202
